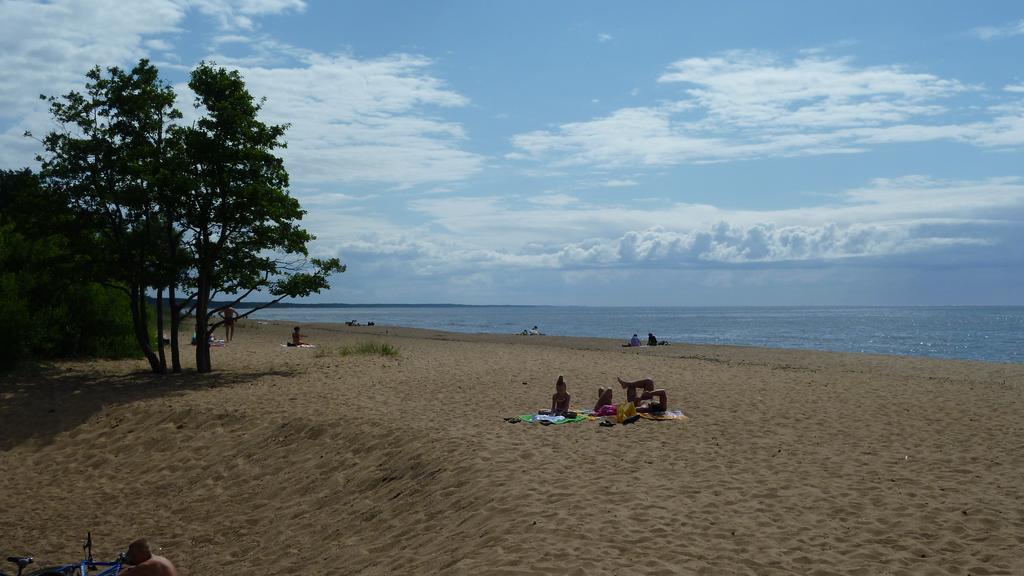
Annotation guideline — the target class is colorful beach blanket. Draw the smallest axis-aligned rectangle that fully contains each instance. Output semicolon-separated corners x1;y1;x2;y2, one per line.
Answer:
517;412;589;424
638;410;687;421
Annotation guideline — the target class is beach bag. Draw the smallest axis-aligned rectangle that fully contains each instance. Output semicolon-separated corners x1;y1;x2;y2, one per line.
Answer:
616;402;637;424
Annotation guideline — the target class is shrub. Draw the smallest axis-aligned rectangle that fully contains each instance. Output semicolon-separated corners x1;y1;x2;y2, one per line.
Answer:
338;341;400;358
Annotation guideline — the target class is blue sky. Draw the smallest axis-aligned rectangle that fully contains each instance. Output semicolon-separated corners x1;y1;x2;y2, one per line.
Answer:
2;1;1024;305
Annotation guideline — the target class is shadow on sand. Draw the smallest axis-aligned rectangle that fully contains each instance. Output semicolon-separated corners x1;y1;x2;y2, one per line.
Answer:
0;365;297;452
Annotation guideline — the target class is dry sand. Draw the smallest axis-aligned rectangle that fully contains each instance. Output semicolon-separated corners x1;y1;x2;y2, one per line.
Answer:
2;320;1023;575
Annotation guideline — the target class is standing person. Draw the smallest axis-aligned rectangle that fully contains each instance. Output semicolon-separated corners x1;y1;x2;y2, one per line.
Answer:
220;306;238;342
120;539;177;576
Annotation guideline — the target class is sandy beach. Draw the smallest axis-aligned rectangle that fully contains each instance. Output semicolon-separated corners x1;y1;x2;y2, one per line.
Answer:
2;320;1023;575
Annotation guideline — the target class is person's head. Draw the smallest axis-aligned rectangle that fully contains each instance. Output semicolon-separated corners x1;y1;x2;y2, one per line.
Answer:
293;326;300;333
124;539;152;566
555;375;566;391
633;334;638;338
648;401;663;413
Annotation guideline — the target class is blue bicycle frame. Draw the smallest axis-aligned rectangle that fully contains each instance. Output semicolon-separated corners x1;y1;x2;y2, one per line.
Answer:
5;533;123;576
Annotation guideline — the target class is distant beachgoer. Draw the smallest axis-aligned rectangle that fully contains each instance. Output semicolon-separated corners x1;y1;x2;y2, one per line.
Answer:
120;538;177;576
528;325;541;335
629;334;641;347
539;375;575;417
647;333;658;346
290;326;308;346
220;306;238;342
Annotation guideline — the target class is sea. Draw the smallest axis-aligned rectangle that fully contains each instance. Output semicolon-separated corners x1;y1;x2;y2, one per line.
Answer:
247;305;1024;364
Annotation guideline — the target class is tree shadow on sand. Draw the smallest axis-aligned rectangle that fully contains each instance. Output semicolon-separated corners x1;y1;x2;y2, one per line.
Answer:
0;365;298;452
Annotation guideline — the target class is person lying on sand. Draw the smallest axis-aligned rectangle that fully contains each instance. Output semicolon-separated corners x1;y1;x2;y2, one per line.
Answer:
618;376;654;402
120;538;177;576
539;375;576;418
594;377;668;413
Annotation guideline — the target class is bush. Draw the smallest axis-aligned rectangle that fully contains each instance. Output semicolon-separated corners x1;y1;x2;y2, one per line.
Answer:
338;341;400;358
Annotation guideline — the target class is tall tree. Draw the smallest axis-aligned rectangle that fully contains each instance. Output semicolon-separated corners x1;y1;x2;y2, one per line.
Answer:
37;60;180;373
178;62;343;373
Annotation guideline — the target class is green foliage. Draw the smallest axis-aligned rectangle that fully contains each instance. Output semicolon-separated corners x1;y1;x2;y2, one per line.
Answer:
0;220;138;370
177;62;345;372
338;341;400;358
29;60;346;373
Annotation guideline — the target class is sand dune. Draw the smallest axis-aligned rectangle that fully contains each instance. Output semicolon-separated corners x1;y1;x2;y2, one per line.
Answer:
2;320;1023;575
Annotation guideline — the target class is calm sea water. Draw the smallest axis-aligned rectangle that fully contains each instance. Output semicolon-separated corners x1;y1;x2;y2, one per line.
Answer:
248;306;1024;364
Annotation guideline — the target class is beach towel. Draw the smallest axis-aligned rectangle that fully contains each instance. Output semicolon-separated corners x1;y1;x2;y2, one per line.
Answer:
517;412;589;424
638;410;687;421
280;343;317;348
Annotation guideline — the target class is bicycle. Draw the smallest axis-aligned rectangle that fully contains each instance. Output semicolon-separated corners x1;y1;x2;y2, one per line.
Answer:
2;533;124;576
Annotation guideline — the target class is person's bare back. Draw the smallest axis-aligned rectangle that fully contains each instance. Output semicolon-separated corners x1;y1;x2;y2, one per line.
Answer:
120;539;177;576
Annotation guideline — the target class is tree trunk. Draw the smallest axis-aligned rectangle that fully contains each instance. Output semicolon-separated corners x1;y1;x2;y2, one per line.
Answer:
195;275;212;373
129;283;161;373
168;283;181;373
155;287;167;373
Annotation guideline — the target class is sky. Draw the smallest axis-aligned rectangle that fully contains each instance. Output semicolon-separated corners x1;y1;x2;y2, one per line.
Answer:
2;0;1024;305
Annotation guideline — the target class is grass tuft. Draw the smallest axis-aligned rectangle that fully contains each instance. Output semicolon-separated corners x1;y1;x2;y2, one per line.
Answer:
338;340;400;358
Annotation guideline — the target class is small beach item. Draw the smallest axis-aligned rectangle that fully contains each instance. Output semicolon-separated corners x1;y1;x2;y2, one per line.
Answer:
281;343;317;348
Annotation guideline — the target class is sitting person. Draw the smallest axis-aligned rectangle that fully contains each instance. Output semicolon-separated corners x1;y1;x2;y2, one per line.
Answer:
289;326;308;346
622;334;642;347
539;375;576;417
647;332;658;346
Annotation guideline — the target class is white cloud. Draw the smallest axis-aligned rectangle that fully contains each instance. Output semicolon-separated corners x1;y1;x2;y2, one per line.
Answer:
527;193;578;207
1005;84;1024;93
658;51;966;128
600;179;638;188
971;19;1024;40
326;176;1024;275
509;50;1024;169
1;1;482;187
187;0;306;30
597;33;613;43
219;52;483;187
144;38;176;51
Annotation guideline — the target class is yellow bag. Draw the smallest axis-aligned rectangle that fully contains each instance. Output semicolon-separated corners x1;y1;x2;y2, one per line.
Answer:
616;402;637;423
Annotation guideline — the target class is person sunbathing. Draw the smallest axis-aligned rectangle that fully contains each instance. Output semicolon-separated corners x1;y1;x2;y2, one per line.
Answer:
290;326;308;346
635;388;668;413
593;377;668;414
539;375;576;417
617;376;653;401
